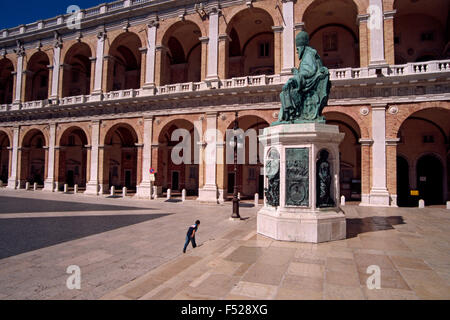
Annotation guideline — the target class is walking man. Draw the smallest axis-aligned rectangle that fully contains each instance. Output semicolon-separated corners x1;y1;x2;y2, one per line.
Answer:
183;220;200;253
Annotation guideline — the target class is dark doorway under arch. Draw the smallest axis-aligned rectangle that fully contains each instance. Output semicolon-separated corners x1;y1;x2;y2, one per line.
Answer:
417;154;444;205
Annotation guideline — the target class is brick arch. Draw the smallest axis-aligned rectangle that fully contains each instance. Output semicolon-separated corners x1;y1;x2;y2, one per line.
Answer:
220;111;272;136
220;4;281;34
106;26;146;52
323;106;370;138
101;120;142;146
152;114;201;145
57;124;91;147
60;39;96;65
296;0;369;22
19;126;49;147
0;128;12;146
156;16;207;45
386;102;450;139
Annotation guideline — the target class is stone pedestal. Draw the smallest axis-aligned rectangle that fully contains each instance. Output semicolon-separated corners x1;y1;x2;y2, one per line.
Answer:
257;123;346;243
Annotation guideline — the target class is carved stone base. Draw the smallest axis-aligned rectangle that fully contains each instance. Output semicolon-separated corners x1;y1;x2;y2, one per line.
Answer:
197;184;219;203
84;181;99;195
257;207;346;243
258;122;346;243
135;182;153;199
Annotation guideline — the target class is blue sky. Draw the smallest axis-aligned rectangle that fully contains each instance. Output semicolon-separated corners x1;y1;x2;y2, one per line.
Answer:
0;0;113;30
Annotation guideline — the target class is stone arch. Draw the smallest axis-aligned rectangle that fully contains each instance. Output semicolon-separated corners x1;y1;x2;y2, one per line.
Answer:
0;129;11;183
324;110;362;201
220;3;281;34
156;15;207;45
58;126;89;188
25;51;50;101
302;0;361;68
106;32;142;92
20;128;47;186
156;118;199;196
160;20;203;85
222;114;270;199
296;0;368;22
0;58;15;104
103;123;140;192
387;103;450;139
224;7;275;78
61;42;93;97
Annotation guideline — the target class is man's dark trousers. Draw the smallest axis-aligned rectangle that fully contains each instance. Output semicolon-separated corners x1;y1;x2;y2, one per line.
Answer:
183;235;197;252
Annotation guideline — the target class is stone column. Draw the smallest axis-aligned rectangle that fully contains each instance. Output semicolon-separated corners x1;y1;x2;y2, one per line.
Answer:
85;120;100;195
368;0;387;67
369;104;390;206
281;0;295;76
91;31;106;101
206;7;220;84
136;117;153;198
197;112;218;203
43;123;57;192
89;57;96;93
272;26;283;75
50;39;62;101
142;21;158;94
13;49;25;105
7;126;19;189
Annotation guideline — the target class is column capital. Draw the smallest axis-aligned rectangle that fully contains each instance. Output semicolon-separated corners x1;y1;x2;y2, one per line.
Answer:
294;22;305;31
371;103;387;110
272;26;284;33
199;36;209;43
139;47;148;54
218;34;231;42
357;14;370;25
206;111;218;118
359;138;374;146
155;44;168;52
383;10;396;20
386;138;400;146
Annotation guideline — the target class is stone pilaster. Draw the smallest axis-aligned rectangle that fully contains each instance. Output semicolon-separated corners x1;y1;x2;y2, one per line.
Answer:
197;112;218;203
136;117;153;198
142;20;158;95
281;0;295;76
91;31;106;101
206;7;220;85
85;120;100;195
368;104;390;206
7;126;19;189
50;35;62;101
368;0;388;68
13;44;25;106
43;123;57;192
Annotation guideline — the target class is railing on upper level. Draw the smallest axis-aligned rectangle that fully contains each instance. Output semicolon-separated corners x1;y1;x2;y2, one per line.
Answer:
1;59;449;112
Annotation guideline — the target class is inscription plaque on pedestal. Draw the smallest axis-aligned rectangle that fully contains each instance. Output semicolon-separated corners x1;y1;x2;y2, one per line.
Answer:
285;148;309;207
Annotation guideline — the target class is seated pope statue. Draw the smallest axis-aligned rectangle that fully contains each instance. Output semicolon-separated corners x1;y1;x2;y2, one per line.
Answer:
277;31;331;123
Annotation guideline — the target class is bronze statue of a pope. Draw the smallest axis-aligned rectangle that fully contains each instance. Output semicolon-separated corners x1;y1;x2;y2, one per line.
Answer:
274;31;331;125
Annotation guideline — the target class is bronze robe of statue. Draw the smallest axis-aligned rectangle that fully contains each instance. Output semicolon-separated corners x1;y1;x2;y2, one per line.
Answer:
277;33;331;124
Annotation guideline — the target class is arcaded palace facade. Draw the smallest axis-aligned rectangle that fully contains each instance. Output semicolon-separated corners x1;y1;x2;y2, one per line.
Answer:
0;0;448;207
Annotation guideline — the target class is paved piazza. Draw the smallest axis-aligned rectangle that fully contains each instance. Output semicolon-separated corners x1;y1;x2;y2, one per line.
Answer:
0;188;449;300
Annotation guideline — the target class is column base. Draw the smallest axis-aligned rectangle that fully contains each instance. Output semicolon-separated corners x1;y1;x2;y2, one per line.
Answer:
257;207;346;243
43;180;55;192
90;91;103;102
84;182;99;195
135;182;153;199
197;184;219;203
205;77;220;89
361;189;391;206
141;83;156;96
7;179;17;189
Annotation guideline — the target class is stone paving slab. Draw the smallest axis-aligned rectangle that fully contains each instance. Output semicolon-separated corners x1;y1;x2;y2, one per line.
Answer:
102;205;450;300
